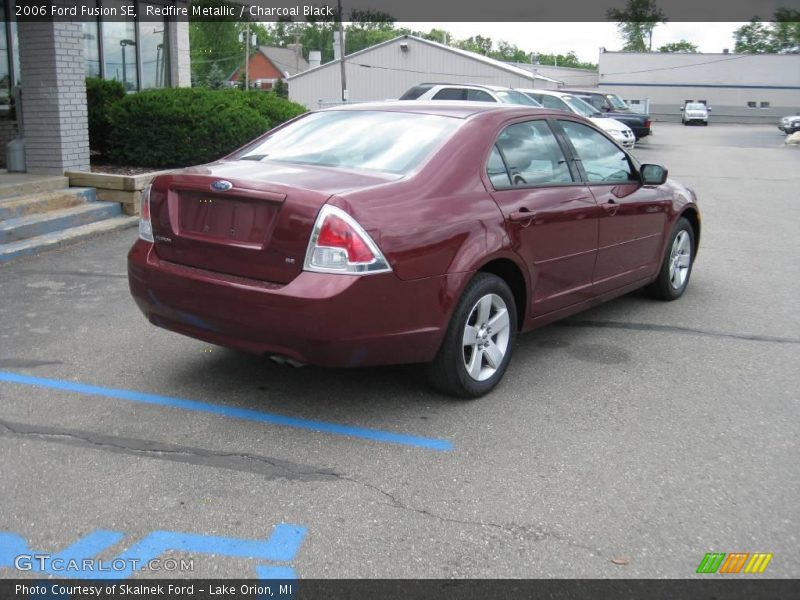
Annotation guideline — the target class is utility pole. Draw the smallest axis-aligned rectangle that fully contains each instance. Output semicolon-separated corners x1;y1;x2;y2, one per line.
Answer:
245;21;250;90
337;0;347;102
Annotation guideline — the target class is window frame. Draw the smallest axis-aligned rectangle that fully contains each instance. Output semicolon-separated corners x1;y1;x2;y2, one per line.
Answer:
83;0;171;91
482;116;585;192
551;117;642;187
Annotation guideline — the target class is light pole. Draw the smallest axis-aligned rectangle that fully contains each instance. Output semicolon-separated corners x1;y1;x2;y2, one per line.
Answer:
239;25;257;90
337;0;347;102
120;38;136;90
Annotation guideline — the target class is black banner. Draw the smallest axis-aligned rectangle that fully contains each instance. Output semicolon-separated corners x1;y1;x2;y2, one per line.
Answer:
10;0;800;23
1;579;799;600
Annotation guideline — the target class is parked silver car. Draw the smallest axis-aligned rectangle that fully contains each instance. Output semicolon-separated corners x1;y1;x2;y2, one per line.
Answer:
778;114;800;134
399;83;542;106
517;89;635;149
681;102;710;126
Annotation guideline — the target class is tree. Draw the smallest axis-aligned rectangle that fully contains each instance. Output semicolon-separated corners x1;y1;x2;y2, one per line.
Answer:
204;62;227;89
607;0;667;52
658;40;699;53
456;35;494;56
189;0;242;84
272;79;288;98
734;10;800;53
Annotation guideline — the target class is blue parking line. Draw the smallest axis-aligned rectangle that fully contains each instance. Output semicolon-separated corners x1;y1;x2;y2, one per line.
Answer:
0;371;453;452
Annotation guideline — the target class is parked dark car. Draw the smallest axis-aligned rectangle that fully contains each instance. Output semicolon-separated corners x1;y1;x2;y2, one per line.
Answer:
128;103;699;398
557;89;652;139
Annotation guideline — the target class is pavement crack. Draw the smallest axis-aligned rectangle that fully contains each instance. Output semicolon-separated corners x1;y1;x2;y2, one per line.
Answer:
0;418;339;482
337;474;603;555
559;320;800;344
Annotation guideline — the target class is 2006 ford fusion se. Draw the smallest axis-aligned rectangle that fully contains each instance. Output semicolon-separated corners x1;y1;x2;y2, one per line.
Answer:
128;102;700;398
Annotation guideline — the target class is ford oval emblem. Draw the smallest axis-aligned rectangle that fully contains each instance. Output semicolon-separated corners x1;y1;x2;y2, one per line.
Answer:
211;180;233;192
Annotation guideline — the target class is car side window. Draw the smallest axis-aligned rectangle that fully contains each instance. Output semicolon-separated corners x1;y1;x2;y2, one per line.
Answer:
433;88;466;101
559;120;635;183
466;89;496;102
540;95;570;111
584;95;605;111
493;121;573;188
487;145;511;188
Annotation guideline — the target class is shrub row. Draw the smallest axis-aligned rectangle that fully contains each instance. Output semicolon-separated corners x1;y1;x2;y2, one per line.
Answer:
87;84;307;168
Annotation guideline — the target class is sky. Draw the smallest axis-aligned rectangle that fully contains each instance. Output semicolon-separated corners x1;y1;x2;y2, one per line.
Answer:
394;22;747;64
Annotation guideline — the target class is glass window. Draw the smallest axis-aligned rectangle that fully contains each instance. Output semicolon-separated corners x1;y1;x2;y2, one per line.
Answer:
583;94;606;111
399;85;434;100
433;88;466;100
102;2;138;91
494;120;573;187
139;9;169;88
606;94;629;110
466;89;495;102
539;95;570;112
0;8;10;111
562;95;601;118
83;21;101;78
560;120;635;183
487;146;510;188
494;90;540;106
760;101;770;109
235;111;462;175
747;101;757;108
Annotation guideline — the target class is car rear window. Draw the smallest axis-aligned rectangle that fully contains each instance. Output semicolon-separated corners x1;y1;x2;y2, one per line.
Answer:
234;110;462;175
399;85;435;100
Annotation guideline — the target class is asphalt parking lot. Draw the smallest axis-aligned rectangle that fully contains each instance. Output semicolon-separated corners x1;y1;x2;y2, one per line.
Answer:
1;123;798;580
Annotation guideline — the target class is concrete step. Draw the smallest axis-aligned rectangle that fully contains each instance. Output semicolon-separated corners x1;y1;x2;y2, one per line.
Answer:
0;202;122;244
0;174;70;199
0;216;138;262
0;187;97;220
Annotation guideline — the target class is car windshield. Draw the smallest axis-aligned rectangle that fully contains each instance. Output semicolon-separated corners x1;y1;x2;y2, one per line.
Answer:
562;95;601;118
235;110;461;175
686;103;706;110
606;94;629;110
495;90;541;106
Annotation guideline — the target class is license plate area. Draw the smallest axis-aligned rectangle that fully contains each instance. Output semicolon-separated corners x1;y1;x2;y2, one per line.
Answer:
178;191;278;245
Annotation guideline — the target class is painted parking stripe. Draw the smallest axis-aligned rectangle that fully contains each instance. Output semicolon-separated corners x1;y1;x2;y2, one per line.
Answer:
0;371;453;452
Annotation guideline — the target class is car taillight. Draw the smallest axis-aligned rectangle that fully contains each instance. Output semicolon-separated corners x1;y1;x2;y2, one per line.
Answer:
645;120;652;128
138;184;154;242
304;205;391;274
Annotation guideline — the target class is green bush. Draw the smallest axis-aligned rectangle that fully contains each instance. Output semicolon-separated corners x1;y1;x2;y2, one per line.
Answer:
107;88;308;168
86;77;126;156
108;88;269;168
238;91;307;126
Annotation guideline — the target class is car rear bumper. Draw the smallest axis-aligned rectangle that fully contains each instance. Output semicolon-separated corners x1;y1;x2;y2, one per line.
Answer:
128;240;463;368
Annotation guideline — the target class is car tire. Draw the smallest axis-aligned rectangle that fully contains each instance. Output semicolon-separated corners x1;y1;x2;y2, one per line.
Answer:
646;217;695;301
426;273;518;399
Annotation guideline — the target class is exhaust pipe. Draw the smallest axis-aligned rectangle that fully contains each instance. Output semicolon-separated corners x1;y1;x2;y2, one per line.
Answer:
268;354;306;368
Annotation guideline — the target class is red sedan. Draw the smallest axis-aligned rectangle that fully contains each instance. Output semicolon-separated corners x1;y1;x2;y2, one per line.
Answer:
128;102;700;398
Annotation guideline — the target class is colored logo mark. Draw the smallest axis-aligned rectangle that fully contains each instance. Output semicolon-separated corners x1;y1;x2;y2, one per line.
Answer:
696;552;773;574
0;524;306;579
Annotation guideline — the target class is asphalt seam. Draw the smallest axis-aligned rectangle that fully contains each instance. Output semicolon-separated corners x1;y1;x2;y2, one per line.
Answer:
559;320;800;344
0;418;341;482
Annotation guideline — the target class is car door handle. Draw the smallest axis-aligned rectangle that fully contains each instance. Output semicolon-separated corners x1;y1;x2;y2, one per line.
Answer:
602;201;619;216
509;209;537;222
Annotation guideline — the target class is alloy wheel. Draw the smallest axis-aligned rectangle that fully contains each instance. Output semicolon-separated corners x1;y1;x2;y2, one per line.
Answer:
462;294;511;381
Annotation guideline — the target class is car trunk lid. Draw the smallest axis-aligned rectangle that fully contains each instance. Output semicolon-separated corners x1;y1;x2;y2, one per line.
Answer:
149;160;395;283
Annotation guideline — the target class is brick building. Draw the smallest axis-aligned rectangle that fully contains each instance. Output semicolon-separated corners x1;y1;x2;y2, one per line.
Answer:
229;45;309;90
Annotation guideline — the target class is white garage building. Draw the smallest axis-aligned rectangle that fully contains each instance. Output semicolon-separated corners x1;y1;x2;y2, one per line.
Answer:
287;35;562;109
598;51;800;124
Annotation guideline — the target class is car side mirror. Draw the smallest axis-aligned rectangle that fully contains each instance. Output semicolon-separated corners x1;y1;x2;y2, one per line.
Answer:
679;107;684;111
707;107;712;111
641;164;668;186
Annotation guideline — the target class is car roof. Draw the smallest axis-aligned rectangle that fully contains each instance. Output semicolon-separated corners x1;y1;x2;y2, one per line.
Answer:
320;100;553;120
518;89;571;98
417;83;513;92
556;88;605;95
